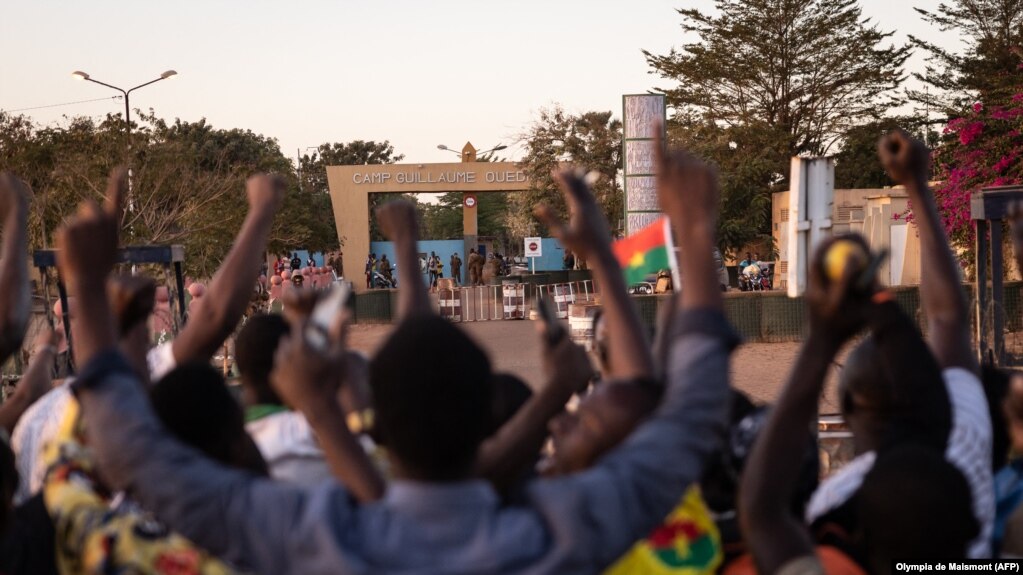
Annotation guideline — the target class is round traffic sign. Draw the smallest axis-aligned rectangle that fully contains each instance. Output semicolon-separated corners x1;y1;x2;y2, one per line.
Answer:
464;195;477;208
528;242;538;251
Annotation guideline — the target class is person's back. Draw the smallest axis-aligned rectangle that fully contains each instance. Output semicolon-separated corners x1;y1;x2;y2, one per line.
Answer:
78;308;733;574
235;314;331;486
291;253;301;271
69;152;735;574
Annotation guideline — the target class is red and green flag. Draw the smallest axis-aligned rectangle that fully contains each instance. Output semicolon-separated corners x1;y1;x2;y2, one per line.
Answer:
612;217;678;285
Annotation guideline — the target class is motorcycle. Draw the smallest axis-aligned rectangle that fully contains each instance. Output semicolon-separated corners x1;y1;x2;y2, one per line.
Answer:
757;263;773;291
740;264;764;292
373;269;397;289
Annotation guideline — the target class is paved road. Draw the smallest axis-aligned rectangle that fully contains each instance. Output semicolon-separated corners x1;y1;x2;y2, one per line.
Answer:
347;319;844;413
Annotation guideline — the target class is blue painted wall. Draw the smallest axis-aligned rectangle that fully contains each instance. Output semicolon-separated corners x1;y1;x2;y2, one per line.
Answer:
368;238;570;285
370;240;464;285
277;250;324;268
531;238;567;272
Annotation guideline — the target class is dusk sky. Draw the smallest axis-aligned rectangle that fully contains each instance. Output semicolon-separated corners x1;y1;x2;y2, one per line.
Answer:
1;1;959;165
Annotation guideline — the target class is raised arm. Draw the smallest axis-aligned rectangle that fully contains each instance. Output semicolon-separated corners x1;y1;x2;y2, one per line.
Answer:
476;323;593;488
477;168;653;486
0;173;31;363
0;328;57;434
740;238;874;573
535;169;654;380
56;168;335;575
528;145;736;570
271;290;385;502
376;201;430;319
655;131;722;314
879;130;975;372
170;174;284;366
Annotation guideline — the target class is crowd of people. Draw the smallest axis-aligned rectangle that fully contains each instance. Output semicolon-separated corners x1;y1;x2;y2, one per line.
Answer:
0;129;1017;574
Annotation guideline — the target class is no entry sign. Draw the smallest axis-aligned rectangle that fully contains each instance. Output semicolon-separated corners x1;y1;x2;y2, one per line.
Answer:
524;237;542;258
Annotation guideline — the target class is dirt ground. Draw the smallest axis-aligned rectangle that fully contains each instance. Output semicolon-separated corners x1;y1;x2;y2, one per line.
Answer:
346;319;845;414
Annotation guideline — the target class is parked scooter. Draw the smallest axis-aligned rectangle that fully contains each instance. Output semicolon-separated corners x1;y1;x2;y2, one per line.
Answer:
373;269;397;289
757;262;773;291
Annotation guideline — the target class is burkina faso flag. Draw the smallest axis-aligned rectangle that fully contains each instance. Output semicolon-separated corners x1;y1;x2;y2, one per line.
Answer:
612;217;675;285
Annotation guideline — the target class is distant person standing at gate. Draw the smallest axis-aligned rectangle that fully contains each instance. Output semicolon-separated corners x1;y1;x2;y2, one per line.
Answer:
451;253;462;286
290;252;301;271
365;253;375;289
474;251;486;285
467;249;480;286
564;250;576;270
428;251;438;288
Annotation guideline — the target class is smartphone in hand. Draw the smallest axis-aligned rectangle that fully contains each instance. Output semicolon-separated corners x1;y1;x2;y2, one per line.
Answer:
305;283;350;351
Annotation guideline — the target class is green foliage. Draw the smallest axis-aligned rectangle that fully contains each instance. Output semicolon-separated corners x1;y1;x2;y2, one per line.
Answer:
0;111;344;277
299;140;407;242
420;192;511;243
908;0;1023;112
834;116;934;189
646;0;909;158
514;106;622;236
645;0;909;256
669;115;781;258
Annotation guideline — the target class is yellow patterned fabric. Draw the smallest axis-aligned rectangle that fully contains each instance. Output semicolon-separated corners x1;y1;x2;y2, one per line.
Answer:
605;486;722;575
42;399;234;575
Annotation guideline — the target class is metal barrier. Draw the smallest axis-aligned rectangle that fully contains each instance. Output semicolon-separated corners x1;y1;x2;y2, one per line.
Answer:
536;280;594;318
435;280;593;323
440;284;521;322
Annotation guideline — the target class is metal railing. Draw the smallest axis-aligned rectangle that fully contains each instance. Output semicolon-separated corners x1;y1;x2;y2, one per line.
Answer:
535;280;595;318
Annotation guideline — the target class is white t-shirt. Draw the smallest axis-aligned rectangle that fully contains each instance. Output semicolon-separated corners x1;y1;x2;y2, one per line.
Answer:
245;410;331;486
806;368;994;558
11;343;178;503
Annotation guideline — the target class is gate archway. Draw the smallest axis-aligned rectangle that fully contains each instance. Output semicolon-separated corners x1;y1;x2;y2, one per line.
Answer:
326;158;530;291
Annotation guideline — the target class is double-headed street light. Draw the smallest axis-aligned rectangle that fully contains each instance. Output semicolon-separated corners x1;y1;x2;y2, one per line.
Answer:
437;143;507;162
72;69;177;142
72;70;177;216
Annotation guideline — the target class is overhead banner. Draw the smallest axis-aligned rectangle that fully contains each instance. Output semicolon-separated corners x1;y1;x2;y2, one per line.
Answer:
623;94;666;236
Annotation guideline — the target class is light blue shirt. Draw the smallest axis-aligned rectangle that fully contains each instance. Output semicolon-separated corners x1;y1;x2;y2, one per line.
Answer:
73;309;736;574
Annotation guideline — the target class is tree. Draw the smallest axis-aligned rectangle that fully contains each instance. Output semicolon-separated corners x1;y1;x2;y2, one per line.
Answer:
644;0;909;256
0;111;316;277
513;107;622;237
834;116;933;189
909;0;1023;113
916;89;1023;257
421;192;511;245
669;115;781;257
299;140;407;242
645;0;909;159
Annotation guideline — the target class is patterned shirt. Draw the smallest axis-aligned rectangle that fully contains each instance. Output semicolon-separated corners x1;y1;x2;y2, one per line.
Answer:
42;399;234;575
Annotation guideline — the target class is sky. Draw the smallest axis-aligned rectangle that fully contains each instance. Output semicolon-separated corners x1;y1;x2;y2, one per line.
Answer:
0;1;960;165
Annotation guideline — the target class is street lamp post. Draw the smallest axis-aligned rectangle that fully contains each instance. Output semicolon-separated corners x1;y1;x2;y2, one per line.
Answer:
437;143;507;162
297;146;319;193
72;70;177;144
71;70;177;222
436;142;509;280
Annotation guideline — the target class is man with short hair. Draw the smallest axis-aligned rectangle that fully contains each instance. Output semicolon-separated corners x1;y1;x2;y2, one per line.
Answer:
290;252;301;271
800;131;993;558
62;151;734;574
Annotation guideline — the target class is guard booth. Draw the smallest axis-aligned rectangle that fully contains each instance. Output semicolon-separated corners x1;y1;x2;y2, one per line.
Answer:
971;186;1023;365
33;245;187;375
